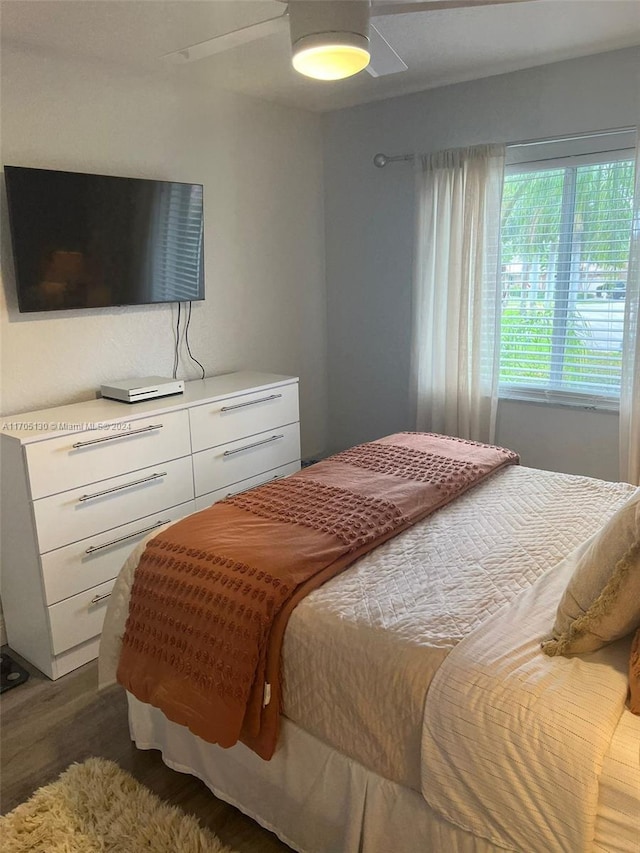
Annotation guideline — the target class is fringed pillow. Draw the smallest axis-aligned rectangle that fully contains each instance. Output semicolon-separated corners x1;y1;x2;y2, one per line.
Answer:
630;628;640;715
542;490;640;657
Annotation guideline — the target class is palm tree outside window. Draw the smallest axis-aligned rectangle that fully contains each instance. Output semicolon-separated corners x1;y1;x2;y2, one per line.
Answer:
499;151;635;408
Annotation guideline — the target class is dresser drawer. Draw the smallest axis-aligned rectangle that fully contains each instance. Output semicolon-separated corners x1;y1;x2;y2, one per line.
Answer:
193;462;300;511
48;578;115;655
40;500;194;605
193;423;300;498
33;455;194;554
189;382;299;453
25;409;191;499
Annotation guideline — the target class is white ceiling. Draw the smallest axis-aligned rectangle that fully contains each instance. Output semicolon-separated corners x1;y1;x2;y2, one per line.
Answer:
2;0;640;113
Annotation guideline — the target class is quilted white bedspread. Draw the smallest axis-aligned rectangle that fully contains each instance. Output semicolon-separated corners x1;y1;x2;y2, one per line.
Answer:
99;466;634;795
281;466;634;789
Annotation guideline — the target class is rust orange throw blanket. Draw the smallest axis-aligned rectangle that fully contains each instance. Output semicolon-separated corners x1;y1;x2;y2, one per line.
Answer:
117;432;518;758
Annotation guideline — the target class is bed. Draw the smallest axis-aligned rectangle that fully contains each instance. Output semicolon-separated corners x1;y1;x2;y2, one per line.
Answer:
99;451;640;853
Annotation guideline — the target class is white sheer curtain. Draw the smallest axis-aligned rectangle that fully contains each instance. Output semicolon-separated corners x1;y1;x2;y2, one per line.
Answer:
620;139;640;485
411;144;506;443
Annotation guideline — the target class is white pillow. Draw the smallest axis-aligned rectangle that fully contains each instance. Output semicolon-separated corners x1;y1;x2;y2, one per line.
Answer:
542;489;640;656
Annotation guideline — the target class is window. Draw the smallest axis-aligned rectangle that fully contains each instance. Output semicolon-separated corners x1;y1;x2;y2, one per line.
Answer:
499;148;636;407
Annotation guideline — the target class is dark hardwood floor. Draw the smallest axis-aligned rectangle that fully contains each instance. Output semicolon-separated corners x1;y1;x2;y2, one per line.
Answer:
0;649;293;852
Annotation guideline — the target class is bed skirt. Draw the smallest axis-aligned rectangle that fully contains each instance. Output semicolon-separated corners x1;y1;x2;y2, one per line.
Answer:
127;693;507;853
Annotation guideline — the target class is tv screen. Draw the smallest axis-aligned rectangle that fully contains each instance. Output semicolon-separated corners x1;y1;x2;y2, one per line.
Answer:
4;166;204;312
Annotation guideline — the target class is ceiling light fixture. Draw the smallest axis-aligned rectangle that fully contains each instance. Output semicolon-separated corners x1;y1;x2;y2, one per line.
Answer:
292;33;370;80
289;0;370;81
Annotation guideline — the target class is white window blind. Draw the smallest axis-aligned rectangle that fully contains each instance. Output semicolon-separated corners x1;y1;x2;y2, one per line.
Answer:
499;145;636;407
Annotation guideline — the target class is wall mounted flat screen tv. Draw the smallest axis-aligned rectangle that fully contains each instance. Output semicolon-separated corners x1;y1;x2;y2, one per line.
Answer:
4;166;204;313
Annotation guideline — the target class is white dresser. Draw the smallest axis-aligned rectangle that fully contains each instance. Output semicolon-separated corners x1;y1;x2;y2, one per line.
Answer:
0;372;300;679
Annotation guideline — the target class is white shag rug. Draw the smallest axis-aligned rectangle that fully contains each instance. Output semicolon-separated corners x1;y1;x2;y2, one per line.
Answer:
1;757;238;853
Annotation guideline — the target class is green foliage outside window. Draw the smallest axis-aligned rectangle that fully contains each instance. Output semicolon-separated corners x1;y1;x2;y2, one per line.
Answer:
499;158;635;397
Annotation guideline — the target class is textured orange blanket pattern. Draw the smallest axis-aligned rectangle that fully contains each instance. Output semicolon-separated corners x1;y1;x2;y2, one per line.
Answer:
117;432;518;758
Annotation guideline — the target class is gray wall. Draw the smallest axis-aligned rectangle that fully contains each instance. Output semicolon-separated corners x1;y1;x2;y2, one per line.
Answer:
322;47;640;480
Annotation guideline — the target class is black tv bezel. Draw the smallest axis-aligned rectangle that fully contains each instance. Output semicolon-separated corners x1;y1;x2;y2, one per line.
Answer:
4;165;205;314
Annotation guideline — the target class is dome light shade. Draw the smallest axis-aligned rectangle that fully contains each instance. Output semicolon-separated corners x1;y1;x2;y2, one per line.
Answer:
292;32;370;80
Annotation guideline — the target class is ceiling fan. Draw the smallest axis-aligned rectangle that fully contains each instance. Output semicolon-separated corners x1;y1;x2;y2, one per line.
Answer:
163;0;531;81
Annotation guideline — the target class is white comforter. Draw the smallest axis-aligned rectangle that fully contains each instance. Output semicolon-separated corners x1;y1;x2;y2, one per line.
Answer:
281;467;634;789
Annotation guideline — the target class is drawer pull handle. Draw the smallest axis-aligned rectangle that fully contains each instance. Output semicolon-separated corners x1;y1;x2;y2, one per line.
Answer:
89;591;112;605
78;472;167;502
72;424;164;449
223;435;284;457
226;474;280;498
220;394;282;413
85;520;171;554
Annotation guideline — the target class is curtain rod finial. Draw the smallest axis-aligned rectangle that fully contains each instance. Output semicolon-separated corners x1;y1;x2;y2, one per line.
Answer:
373;153;388;168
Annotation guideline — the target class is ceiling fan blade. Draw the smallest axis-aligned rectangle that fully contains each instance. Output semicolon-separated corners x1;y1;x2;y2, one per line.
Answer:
366;24;408;77
162;11;288;64
373;0;532;17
